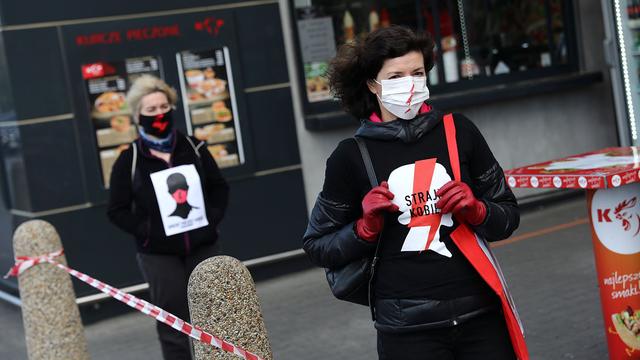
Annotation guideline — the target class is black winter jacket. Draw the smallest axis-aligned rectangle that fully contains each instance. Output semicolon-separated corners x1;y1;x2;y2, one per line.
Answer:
107;131;229;255
302;109;519;332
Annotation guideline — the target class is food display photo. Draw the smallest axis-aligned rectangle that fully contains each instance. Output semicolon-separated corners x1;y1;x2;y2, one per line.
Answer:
178;48;243;169
82;56;162;186
612;306;640;351
304;62;331;102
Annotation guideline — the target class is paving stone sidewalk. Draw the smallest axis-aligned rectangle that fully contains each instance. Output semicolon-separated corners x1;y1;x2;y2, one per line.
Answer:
0;198;608;359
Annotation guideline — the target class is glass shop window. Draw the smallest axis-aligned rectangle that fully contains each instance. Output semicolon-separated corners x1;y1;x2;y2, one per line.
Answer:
292;0;576;103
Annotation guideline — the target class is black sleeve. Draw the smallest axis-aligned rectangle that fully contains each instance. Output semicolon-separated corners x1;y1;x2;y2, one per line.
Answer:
106;148;146;237
198;142;229;225
455;114;520;241
302;140;376;269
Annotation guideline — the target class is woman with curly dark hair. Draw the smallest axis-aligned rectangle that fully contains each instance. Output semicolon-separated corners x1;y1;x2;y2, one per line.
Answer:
303;26;529;359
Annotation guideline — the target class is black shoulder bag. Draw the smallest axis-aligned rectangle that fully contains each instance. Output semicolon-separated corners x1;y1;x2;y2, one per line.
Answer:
325;136;382;319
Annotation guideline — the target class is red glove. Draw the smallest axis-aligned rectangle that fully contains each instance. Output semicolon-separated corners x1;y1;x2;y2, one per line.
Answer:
356;181;399;242
435;181;487;225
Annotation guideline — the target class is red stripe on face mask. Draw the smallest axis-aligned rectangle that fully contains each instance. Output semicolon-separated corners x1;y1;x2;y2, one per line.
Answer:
406;83;415;105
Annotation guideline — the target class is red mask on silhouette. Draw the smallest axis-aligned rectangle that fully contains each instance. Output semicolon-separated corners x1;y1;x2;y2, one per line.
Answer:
171;189;189;204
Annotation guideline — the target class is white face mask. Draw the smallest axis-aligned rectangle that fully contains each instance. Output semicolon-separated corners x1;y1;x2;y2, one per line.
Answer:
375;76;430;120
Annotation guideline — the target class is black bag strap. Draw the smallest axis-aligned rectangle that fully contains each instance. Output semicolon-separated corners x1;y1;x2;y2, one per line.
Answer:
354;136;382;319
354;137;378;188
185;136;204;160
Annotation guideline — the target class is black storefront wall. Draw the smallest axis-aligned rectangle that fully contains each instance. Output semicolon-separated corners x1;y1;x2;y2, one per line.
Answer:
0;1;308;297
64;11;255;199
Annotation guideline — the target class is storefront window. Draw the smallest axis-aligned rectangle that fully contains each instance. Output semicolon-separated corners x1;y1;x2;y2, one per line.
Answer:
294;0;424;102
454;0;570;82
291;0;577;109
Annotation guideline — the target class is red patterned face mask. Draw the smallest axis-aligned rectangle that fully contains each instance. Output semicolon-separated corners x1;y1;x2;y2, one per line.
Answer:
374;76;429;120
139;109;174;138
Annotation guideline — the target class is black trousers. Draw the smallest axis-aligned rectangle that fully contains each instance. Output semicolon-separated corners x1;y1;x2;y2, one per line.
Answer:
377;310;517;360
137;242;220;360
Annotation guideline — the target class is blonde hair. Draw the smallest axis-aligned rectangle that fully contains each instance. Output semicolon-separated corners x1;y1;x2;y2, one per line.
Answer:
126;75;178;120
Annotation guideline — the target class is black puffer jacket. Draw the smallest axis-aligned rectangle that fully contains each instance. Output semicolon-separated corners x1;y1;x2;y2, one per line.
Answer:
302;108;519;332
108;131;229;255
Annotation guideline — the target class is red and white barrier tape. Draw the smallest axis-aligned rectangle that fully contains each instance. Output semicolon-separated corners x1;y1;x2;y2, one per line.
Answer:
4;250;265;360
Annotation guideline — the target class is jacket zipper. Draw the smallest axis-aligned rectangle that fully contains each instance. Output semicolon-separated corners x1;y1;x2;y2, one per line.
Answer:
184;232;191;255
144;145;191;254
142;220;151;247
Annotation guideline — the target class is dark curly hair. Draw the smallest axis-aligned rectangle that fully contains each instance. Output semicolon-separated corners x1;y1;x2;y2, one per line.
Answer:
327;26;435;119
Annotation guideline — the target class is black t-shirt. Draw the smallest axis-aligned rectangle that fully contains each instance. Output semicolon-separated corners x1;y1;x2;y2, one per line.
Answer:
320;113;497;300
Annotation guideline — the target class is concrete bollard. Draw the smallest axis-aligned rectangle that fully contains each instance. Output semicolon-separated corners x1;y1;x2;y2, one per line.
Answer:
13;220;90;360
188;256;272;360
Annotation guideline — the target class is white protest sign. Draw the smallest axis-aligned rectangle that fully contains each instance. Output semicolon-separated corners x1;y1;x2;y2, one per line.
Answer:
387;159;454;256
150;164;208;236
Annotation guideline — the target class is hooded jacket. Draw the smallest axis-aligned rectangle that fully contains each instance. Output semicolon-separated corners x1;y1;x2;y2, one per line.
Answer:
302;108;526;357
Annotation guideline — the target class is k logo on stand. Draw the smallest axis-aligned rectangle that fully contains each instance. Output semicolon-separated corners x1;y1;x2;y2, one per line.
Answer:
592;184;640;255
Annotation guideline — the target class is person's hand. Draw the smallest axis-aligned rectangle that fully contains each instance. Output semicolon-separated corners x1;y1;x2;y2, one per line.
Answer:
356;181;399;242
436;181;486;225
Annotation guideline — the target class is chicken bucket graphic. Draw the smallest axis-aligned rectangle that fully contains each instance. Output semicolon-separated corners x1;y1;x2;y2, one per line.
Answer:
588;183;640;359
387;158;453;256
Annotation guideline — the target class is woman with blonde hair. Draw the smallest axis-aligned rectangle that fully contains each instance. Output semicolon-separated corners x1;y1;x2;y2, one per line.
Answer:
108;75;229;360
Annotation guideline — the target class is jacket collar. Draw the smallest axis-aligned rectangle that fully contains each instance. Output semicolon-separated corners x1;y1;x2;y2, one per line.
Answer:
355;105;443;143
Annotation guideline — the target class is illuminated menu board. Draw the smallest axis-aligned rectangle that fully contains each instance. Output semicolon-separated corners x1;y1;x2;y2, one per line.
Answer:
81;56;162;187
176;47;245;169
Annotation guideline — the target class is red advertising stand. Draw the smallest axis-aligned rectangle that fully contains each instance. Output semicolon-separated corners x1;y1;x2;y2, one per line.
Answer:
505;147;640;359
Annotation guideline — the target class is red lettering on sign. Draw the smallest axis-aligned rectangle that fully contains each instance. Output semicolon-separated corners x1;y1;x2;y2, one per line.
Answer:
126;25;181;41
76;25;179;47
76;31;121;46
194;17;225;36
598;209;612;223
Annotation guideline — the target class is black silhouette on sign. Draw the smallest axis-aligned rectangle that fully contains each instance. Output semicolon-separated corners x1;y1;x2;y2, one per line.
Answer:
167;172;198;219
